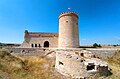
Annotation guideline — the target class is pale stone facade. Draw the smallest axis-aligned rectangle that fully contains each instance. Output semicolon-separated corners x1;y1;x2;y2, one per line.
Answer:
55;49;108;78
59;12;79;48
20;30;58;48
21;12;80;49
19;12;109;78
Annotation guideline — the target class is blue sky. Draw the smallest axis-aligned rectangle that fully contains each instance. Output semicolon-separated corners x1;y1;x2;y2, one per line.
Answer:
0;0;120;45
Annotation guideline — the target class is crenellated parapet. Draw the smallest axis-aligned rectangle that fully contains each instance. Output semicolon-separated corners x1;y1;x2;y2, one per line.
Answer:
59;12;78;19
22;30;58;48
58;11;79;48
24;30;58;38
24;30;29;38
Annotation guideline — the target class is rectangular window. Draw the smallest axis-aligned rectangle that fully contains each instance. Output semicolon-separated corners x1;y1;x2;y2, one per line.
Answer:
87;63;95;71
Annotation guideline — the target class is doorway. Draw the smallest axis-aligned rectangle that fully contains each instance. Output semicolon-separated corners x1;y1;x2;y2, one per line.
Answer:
44;41;49;47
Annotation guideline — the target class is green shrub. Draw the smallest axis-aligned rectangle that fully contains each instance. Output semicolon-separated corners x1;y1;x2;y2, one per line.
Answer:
93;43;102;48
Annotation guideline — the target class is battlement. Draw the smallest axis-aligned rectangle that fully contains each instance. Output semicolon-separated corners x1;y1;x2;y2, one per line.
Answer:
25;30;58;37
59;12;78;19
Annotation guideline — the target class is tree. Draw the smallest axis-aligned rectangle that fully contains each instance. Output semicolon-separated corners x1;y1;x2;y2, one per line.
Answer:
93;43;102;48
0;42;4;46
98;44;102;47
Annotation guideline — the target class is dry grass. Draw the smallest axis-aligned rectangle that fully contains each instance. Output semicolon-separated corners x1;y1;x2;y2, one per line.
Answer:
106;50;120;79
2;48;120;79
0;48;65;79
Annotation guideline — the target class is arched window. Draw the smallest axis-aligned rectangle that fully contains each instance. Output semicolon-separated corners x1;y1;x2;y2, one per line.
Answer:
35;44;37;47
44;41;49;47
31;44;34;47
39;44;41;47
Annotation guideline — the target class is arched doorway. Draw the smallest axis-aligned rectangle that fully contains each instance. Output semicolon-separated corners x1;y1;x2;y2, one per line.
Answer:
44;41;49;47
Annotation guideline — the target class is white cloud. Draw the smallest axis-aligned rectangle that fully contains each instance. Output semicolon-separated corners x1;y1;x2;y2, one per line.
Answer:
81;38;87;41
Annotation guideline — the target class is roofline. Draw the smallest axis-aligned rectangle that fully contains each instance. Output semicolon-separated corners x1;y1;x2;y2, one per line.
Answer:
59;12;78;19
28;32;58;34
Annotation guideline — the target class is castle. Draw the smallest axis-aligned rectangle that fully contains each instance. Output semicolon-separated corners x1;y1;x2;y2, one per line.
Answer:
19;12;109;78
21;12;79;48
21;31;58;48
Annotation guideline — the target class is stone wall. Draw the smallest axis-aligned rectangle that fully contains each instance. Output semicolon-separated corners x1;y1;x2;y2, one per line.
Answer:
87;48;118;59
8;47;118;59
20;30;58;48
6;47;117;78
55;49;110;78
55;50;87;78
6;48;56;57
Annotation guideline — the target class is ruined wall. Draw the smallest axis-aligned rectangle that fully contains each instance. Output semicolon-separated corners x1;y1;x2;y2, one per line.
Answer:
58;12;79;48
55;49;111;78
7;48;56;57
55;50;87;78
87;48;117;59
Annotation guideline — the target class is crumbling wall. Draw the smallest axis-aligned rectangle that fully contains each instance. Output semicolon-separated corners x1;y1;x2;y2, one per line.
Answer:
6;48;55;57
55;49;110;78
88;48;117;59
55;50;88;78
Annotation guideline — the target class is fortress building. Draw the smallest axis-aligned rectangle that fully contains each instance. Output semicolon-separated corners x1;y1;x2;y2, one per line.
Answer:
21;12;80;48
19;12;109;78
20;30;58;48
59;12;79;48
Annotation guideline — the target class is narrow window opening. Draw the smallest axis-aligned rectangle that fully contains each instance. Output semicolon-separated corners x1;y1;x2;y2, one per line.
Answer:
39;44;41;47
31;44;34;47
66;21;68;23
59;61;64;67
87;64;95;71
35;44;37;47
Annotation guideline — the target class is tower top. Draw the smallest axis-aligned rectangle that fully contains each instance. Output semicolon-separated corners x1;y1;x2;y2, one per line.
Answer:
59;12;78;19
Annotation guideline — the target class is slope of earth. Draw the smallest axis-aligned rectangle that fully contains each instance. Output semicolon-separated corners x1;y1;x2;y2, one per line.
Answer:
106;50;120;79
0;48;70;79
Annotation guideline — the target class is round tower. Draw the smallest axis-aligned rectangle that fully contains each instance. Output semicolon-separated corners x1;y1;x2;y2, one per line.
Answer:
58;12;79;48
